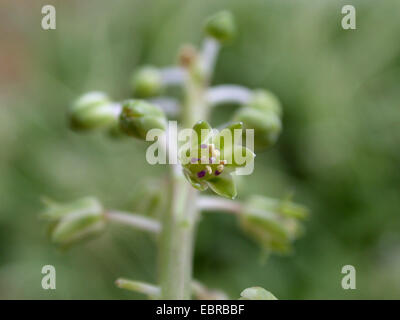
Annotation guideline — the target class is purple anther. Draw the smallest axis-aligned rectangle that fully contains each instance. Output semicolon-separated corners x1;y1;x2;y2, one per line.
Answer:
191;157;200;163
209;157;216;164
197;170;206;178
200;144;208;149
215;170;222;176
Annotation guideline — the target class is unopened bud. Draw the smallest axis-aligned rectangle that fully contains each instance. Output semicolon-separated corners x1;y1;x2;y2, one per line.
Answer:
69;91;117;131
249;89;282;117
204;10;236;43
239;195;308;253
178;44;198;68
41;197;106;247
131;66;163;98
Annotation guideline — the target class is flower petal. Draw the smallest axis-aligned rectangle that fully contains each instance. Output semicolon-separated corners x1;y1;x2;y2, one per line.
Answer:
222;145;255;168
192;120;212;149
205;172;237;199
183;170;208;191
212;121;243;151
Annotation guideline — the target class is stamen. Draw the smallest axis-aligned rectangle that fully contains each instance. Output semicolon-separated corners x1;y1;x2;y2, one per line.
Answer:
217;164;224;172
220;159;227;165
206;165;212;174
208;144;215;154
200;144;208;149
209;156;216;164
191;157;199;164
215;170;222;176
197;170;206;178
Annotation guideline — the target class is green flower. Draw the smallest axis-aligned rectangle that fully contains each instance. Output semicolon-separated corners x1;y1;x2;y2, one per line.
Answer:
233;89;282;151
41;197;106;248
204;10;236;43
119;99;167;140
239;195;308;253
131;66;163;98
180;120;255;199
69;91;117;131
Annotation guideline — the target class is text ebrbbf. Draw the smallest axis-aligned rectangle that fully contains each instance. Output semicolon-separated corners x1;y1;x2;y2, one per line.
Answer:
156;304;244;317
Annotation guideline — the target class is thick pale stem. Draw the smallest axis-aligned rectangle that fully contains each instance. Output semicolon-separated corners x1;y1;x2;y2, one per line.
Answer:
159;47;214;299
181;73;208;126
159;172;198;299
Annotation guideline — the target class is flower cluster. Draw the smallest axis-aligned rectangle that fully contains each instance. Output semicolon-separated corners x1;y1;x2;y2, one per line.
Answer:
47;9;309;300
180;120;255;199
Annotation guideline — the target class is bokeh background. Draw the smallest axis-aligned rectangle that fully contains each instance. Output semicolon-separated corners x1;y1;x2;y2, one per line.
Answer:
1;0;399;299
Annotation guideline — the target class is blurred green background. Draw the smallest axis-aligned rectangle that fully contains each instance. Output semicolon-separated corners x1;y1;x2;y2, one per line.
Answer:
1;0;399;299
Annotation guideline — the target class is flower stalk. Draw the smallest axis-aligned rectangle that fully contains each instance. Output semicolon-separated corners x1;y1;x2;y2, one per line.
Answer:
115;278;161;299
158;45;211;299
197;196;243;215
106;210;161;233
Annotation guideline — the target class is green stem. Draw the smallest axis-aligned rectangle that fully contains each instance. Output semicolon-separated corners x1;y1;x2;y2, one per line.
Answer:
159;172;198;299
159;64;209;299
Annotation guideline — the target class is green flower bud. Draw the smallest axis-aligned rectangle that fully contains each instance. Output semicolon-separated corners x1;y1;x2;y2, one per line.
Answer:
180;121;255;199
240;287;277;300
69;91;117;131
41;197;106;247
204;10;236;43
131;66;163;98
119;99;167;140
239;195;308;253
233;107;282;151
249;89;282;117
258;195;309;220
